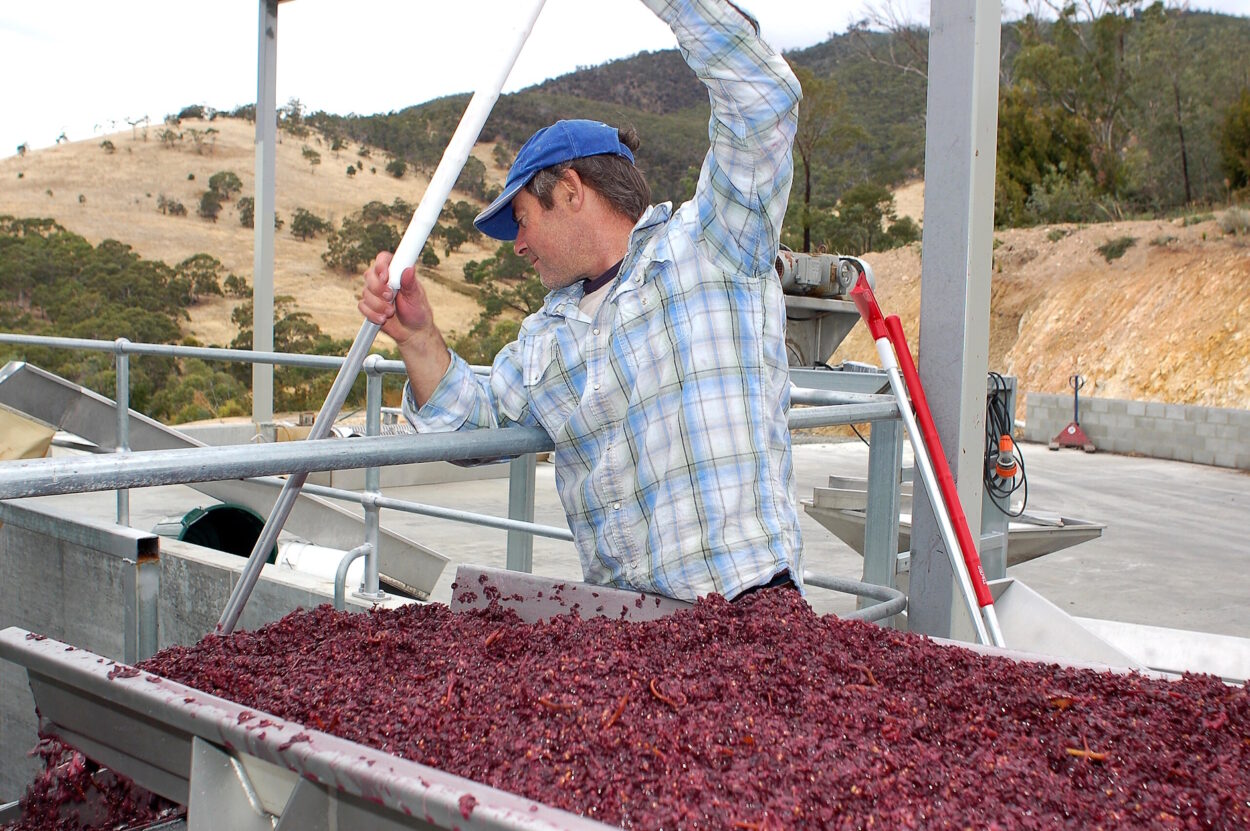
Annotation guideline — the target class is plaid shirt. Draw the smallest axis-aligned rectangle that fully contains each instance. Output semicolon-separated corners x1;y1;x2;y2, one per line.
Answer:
405;0;803;601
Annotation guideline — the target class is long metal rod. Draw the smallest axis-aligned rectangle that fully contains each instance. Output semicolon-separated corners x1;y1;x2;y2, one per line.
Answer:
1;333;364;370
874;341;991;645
217;321;379;633
247;473;576;541
789;389;897;407
0;390;899;503
362;357;384;596
216;0;550;633
788;402;899;429
114;338;131;526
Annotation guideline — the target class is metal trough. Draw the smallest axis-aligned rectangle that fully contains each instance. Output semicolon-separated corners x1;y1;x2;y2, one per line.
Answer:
0;626;614;831
0;564;908;829
5;566;1242;829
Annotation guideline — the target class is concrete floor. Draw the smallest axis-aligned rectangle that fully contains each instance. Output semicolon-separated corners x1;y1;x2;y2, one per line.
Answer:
26;438;1250;640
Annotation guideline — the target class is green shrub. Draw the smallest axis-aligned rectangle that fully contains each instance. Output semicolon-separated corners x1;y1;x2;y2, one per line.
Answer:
884;216;920;249
237;196;254;227
208;170;243;201
385;158;407;178
1218;207;1250;236
198;190;222;222
157;194;187;217
1025;168;1116;225
291;208;331;241
301;146;321;173
1046;228;1069;242
1150;234;1177;246
1095;236;1135;262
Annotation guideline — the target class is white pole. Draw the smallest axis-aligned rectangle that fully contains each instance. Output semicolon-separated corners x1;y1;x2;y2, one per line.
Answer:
218;0;551;634
871;336;992;646
388;1;547;287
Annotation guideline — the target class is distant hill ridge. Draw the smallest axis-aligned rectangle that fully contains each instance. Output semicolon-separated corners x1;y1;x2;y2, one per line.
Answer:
313;11;1249;214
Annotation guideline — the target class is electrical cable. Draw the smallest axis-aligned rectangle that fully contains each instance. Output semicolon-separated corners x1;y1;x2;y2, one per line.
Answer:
819;361;873;447
984;371;1027;517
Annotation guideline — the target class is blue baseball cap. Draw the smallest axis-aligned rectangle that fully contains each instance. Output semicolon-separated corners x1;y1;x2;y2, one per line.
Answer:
474;119;635;241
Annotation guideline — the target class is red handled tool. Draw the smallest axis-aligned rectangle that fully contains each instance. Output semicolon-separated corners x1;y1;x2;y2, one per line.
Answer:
850;274;1004;647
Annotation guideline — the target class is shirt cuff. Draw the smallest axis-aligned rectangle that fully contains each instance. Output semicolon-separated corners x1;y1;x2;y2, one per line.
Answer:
400;349;475;432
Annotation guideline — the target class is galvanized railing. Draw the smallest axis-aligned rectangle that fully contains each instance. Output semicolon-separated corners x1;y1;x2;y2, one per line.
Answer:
0;332;905;617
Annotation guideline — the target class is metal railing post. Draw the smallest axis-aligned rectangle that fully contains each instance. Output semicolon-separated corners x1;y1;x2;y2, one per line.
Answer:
861;419;904;624
358;356;386;600
114;338;131;526
506;454;537;572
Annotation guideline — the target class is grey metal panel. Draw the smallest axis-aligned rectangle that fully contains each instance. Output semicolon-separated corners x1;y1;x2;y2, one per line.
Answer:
789;366;890;395
0;362;446;598
0;498;156;560
986;579;1141;670
449;565;692;623
28;671;193;805
860;419;903;620
1074;617;1250;684
274;776;440;831
187;739;279;831
506;455;537;572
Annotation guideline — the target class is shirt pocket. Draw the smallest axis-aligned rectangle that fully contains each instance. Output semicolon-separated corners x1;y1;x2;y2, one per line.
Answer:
522;332;582;438
614;267;694;401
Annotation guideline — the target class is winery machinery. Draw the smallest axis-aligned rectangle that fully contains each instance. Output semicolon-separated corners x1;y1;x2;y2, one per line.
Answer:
0;566;908;830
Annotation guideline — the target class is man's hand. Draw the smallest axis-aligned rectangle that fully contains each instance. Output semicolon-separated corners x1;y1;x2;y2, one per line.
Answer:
358;250;451;407
358;251;437;346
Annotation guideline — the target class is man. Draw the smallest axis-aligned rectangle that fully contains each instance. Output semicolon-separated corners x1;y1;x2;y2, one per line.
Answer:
359;0;802;602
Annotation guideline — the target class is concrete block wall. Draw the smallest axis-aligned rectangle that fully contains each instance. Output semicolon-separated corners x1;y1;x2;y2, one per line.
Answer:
0;500;409;802
1024;393;1250;470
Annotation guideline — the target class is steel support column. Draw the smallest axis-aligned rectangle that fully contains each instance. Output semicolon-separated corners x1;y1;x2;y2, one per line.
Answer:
909;0;1001;639
252;0;278;427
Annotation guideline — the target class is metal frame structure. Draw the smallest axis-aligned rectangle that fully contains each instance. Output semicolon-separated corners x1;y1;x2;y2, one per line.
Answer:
0;332;906;629
239;0;1005;639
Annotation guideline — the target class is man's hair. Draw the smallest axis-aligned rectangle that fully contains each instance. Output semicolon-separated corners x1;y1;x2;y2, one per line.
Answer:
525;126;650;223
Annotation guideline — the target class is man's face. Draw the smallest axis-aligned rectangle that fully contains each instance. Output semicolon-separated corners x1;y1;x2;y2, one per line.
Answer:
511;187;585;291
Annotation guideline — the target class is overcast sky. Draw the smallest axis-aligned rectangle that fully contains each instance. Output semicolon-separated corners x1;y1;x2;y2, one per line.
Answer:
1;0;1246;160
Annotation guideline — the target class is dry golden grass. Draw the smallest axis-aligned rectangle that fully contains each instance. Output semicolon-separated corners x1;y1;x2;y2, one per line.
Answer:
3;126;1247;411
0;117;498;346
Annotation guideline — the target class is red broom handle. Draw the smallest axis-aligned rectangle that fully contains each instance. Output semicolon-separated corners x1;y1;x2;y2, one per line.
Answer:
883;314;994;608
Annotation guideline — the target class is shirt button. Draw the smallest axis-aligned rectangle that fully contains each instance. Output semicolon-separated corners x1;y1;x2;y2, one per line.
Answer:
593;383;600;391
612;502;621;511
592;327;600;335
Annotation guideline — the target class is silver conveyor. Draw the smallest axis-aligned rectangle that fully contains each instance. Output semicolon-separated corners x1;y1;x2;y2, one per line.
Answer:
5;565;1241;830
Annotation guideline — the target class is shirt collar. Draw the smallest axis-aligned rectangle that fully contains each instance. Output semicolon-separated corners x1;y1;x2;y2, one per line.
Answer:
581;259;623;296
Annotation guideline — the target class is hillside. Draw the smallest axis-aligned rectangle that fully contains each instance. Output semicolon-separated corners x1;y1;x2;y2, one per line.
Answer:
1;120;1248;413
0;117;500;347
836;183;1250;411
